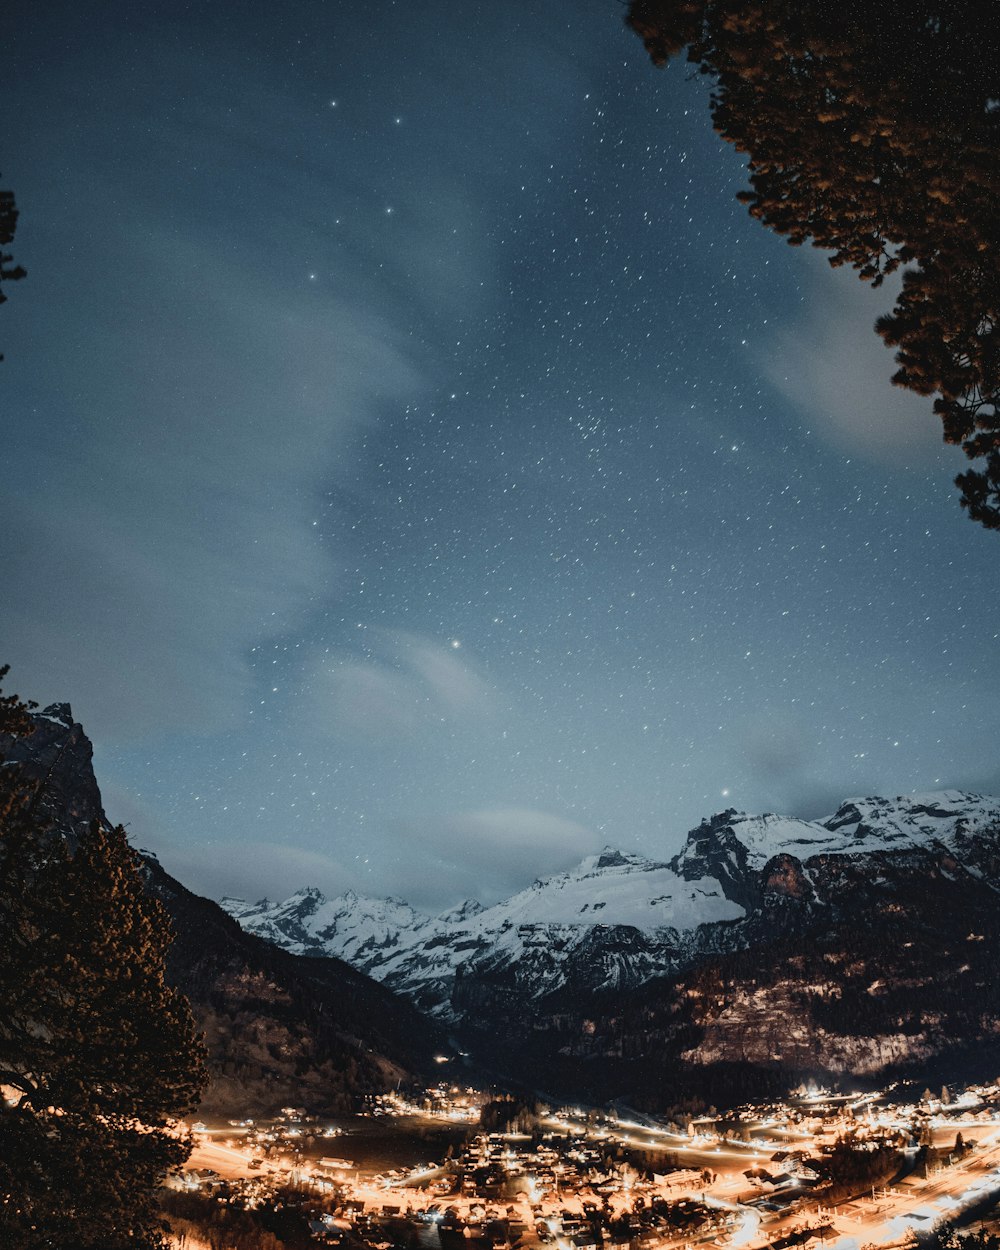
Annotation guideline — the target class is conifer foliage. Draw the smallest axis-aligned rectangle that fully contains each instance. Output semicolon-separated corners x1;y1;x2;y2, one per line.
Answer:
0;667;207;1249
0;182;25;361
626;1;1000;528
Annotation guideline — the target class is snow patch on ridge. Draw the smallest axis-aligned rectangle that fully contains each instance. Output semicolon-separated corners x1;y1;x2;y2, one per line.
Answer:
470;851;742;932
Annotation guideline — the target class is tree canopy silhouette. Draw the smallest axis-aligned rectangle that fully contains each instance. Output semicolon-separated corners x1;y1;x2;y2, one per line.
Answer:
0;182;25;361
0;667;207;1250
626;0;1000;528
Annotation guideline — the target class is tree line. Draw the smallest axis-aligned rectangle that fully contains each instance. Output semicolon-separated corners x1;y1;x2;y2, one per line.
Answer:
0;666;206;1249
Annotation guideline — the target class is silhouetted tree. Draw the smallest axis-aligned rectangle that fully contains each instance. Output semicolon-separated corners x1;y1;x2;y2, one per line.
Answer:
0;667;207;1250
480;1095;542;1133
626;1;1000;528
938;1232;1000;1250
0;183;25;360
816;1132;901;1195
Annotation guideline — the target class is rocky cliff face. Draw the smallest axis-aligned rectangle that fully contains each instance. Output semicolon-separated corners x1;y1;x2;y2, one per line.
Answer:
1;706;442;1117
2;703;105;844
224;790;1000;1105
146;856;441;1116
568;834;1000;1108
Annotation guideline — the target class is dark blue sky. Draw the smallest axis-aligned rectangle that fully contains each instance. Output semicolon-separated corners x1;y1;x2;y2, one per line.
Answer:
5;1;999;908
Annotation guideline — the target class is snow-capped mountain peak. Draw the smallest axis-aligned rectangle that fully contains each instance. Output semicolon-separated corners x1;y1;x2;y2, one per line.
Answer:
220;789;1000;1020
438;898;484;924
820;791;1000;851
586;847;653;871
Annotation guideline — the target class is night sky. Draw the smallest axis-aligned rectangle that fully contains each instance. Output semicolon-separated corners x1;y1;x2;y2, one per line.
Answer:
5;1;999;910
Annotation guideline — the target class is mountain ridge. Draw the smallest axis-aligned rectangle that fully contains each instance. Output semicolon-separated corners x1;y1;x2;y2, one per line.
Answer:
220;788;1000;1106
221;789;1000;1015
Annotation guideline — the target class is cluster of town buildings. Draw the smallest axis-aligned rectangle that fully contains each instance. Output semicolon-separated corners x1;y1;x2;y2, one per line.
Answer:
177;1082;1000;1248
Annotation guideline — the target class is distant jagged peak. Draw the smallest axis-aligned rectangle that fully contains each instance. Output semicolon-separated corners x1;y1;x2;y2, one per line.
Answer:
267;886;328;919
577;846;664;875
246;886;434;943
326;889;428;919
219;895;272;920
704;810;835;868
288;885;326;902
437;897;484;924
674;789;1000;880
252;884;426;918
820;791;1000;847
824;790;995;827
594;846;644;869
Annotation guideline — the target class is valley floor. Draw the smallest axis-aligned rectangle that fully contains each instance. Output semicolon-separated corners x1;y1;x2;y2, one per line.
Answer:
168;1081;1000;1250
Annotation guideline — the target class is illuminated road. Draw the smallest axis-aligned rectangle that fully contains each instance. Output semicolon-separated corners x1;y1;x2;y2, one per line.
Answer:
186;1137;259;1180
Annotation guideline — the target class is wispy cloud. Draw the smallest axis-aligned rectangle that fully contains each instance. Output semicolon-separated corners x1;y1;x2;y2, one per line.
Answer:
0;243;421;737
312;630;498;740
160;837;354;908
383;807;601;907
761;257;948;466
0;57;443;739
440;806;598;871
1;12;590;745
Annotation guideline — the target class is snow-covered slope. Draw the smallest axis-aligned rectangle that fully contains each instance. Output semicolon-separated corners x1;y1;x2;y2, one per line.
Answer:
713;791;1000;867
473;848;743;931
221;790;1000;1018
221;887;434;971
822;791;1000;852
672;792;1000;904
222;848;735;1011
